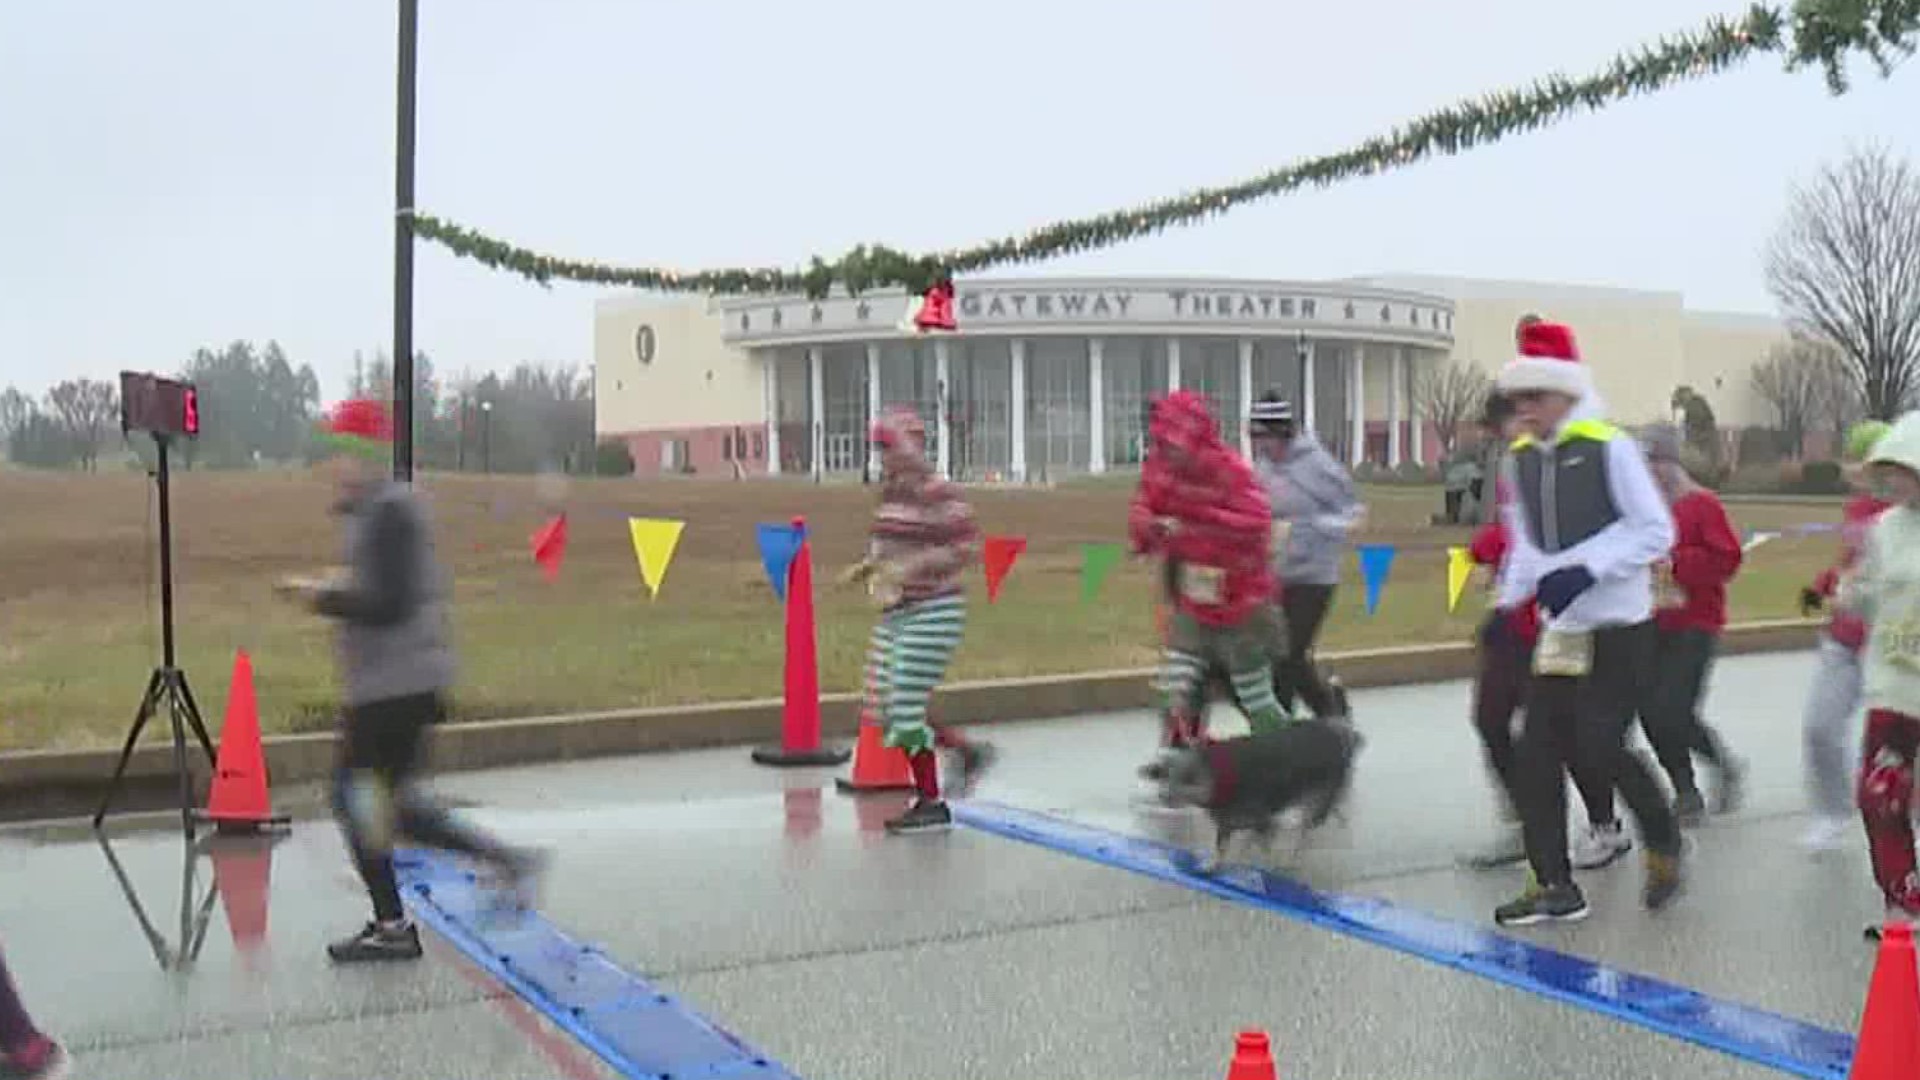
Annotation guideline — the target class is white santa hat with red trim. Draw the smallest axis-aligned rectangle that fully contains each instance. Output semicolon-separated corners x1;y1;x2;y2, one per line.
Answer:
1497;321;1591;400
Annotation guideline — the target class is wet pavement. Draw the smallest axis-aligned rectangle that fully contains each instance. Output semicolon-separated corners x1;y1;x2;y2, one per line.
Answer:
3;649;1891;1079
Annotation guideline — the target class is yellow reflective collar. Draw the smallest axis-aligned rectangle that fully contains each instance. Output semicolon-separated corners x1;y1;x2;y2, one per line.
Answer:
1511;419;1618;451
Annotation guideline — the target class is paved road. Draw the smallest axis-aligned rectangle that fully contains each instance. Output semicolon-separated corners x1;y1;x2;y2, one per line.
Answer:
0;649;1887;1079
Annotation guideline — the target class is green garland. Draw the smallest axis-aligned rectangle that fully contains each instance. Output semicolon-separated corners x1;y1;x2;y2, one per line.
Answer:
411;0;1916;300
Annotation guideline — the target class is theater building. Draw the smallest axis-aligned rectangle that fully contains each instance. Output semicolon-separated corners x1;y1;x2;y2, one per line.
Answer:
592;274;1785;480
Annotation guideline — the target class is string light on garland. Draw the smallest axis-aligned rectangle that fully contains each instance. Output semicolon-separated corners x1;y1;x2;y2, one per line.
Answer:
409;0;1914;301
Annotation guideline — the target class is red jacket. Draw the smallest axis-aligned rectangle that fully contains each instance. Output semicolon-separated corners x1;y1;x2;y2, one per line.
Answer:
1656;489;1742;633
1129;391;1273;627
1467;519;1539;643
1814;494;1892;651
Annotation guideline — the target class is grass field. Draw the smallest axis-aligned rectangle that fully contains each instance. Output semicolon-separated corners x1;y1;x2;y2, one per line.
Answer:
0;467;1842;751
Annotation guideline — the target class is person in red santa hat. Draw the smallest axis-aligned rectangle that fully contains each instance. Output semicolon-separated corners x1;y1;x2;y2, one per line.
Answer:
1490;321;1685;926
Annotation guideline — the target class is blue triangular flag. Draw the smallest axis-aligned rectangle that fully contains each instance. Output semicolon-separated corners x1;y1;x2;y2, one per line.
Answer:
1357;544;1397;615
755;522;804;602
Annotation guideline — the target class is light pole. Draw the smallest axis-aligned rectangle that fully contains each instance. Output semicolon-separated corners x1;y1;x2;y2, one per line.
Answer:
391;0;419;481
480;400;494;473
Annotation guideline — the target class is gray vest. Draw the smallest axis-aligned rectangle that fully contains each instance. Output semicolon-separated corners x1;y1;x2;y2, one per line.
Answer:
335;483;456;706
1512;428;1621;555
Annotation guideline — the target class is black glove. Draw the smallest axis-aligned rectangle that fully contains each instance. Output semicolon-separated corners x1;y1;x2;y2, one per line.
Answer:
1799;586;1826;617
1536;565;1596;617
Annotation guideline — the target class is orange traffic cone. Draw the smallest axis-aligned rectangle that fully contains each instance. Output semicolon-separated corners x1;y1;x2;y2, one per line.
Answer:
1226;1030;1278;1080
834;704;917;794
1850;921;1920;1078
196;651;292;833
208;836;278;954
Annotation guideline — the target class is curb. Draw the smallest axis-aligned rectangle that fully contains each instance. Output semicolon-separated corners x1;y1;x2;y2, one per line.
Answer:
4;618;1820;818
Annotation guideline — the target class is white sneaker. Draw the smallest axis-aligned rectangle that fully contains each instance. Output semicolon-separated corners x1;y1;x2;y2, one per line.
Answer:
1571;821;1633;870
1800;815;1852;853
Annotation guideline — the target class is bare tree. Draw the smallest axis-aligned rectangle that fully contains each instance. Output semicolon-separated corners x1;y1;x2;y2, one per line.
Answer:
1765;146;1920;419
1417;360;1494;459
1750;338;1848;457
44;378;119;471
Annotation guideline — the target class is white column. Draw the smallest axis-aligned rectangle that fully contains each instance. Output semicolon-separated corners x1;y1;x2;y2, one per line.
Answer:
1088;338;1107;474
865;343;881;481
934;339;952;480
1237;338;1254;457
1166;337;1182;391
1387;347;1404;467
763;353;781;476
1406;348;1425;467
1010;338;1028;483
807;346;825;480
1301;341;1316;434
1350;345;1366;468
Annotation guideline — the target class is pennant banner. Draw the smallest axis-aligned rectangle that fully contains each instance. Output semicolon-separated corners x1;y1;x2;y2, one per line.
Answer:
982;535;1027;603
530;514;568;581
1357;544;1397;616
755;522;805;602
1081;542;1122;603
627;517;685;600
1446;546;1473;613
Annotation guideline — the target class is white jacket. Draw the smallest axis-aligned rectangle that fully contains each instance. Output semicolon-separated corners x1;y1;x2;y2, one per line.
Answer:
1840;411;1920;718
1496;415;1675;633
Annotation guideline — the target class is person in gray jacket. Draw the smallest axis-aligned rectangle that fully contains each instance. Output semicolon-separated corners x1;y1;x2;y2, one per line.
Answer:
278;398;543;964
1248;392;1359;718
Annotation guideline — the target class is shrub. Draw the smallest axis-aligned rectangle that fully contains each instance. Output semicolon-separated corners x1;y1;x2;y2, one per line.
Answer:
1798;460;1845;494
594;438;635;477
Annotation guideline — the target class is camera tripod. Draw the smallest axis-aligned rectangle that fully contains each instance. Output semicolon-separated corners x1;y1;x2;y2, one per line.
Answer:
94;433;218;839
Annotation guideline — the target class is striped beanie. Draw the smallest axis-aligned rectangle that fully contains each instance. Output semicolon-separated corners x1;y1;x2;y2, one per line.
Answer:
1248;394;1293;431
318;398;394;460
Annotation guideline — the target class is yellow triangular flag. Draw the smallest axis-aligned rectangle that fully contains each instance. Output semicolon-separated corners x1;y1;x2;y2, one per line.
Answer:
1446;546;1473;613
628;518;685;600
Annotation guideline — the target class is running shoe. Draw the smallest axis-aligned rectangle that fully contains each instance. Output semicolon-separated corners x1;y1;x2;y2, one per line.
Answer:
1495;880;1589;926
1571;820;1632;870
1799;815;1852;853
1643;849;1686;911
947;741;999;799
884;799;953;834
326;919;424;963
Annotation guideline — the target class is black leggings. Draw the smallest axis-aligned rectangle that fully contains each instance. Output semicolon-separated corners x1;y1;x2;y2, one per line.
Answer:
332;693;514;922
1472;615;1615;824
1274;584;1338;717
1638;627;1732;795
1516;622;1681;887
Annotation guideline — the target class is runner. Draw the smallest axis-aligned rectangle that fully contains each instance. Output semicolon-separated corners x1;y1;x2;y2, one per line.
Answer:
281;398;545;963
1129;390;1288;750
0;951;66;1080
841;406;995;833
1798;420;1892;852
1248;391;1358;720
1636;423;1746;826
1489;321;1686;926
1834;411;1920;931
1461;391;1622;871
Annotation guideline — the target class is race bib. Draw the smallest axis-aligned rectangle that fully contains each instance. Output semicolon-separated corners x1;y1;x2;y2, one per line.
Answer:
1653;564;1685;610
868;563;904;609
1179;564;1226;605
1533;626;1592;677
1879;617;1920;674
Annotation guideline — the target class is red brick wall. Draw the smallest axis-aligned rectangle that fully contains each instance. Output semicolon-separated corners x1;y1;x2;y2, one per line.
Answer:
617;424;768;478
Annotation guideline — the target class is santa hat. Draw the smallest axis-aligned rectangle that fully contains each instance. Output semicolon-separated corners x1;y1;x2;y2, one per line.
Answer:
1497;321;1589;399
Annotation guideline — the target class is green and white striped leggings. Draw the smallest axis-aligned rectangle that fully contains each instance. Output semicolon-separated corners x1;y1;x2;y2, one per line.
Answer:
867;594;967;754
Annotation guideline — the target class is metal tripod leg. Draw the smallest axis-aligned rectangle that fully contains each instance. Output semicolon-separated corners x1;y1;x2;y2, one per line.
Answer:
163;673;197;839
169;668;218;766
94;669;166;829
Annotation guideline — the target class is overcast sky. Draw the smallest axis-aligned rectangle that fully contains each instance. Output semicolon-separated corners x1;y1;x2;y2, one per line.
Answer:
2;0;1913;399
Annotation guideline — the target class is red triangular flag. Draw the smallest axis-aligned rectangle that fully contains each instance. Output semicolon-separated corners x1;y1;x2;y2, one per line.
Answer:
982;535;1026;603
531;514;567;580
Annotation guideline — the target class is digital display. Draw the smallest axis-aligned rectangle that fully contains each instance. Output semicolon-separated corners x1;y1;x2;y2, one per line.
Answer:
120;371;202;439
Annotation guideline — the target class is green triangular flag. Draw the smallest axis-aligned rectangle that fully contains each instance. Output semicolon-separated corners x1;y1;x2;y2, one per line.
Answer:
1081;542;1122;603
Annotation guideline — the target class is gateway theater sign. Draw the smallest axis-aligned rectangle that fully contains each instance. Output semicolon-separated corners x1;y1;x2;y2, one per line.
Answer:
718;278;1455;345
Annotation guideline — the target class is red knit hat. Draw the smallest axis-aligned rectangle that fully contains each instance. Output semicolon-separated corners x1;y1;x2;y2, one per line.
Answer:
1497;321;1589;399
318;398;394;459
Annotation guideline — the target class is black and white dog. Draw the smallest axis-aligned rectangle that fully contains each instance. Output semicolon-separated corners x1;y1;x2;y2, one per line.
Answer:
1140;715;1364;874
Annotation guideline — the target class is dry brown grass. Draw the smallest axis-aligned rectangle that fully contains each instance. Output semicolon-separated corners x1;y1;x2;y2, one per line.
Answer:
0;467;1836;751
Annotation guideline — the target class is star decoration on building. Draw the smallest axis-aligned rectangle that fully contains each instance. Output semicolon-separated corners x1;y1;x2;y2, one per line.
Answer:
811;304;824;324
1344;302;1356;320
1379;304;1391;322
855;301;871;321
771;308;783;328
739;313;750;332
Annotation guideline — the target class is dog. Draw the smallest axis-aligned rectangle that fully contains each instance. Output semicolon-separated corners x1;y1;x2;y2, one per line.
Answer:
1140;716;1364;874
